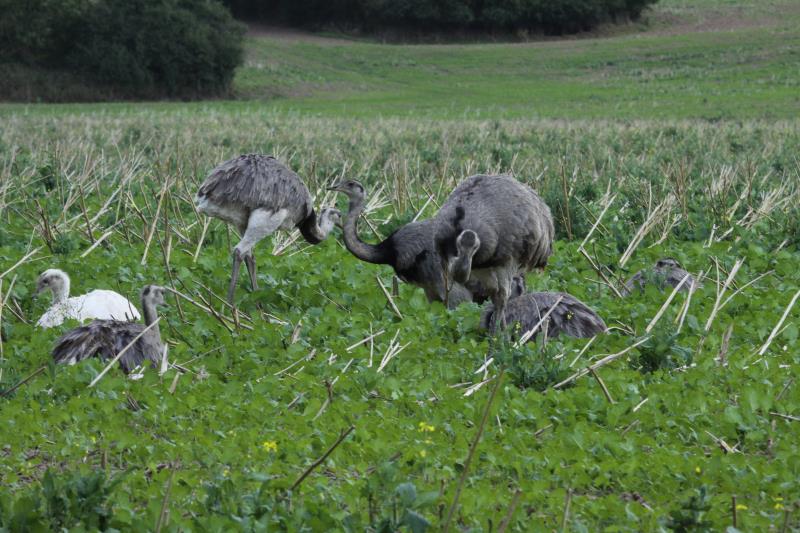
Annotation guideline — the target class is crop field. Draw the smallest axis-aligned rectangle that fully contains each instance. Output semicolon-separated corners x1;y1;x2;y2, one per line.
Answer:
0;111;798;530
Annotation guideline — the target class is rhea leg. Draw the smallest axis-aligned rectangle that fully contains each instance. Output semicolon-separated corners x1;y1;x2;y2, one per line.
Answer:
490;276;513;333
227;209;287;304
227;249;244;304
245;251;258;291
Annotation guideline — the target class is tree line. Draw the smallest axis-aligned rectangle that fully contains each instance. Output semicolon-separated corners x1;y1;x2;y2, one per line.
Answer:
222;0;658;35
0;0;244;98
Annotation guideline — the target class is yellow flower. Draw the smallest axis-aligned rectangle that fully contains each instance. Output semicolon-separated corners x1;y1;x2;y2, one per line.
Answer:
735;504;747;511
90;436;97;444
694;466;701;474
418;422;435;433
223;469;230;477
774;497;784;502
775;503;785;511
418;450;427;458
262;440;278;452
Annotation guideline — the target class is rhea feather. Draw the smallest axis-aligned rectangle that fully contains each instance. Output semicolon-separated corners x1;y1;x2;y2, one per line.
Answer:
51;285;167;374
433;174;555;330
35;269;140;328
196;154;340;303
480;292;607;342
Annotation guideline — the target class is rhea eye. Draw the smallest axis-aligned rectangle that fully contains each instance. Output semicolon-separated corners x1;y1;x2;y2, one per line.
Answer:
43;279;49;285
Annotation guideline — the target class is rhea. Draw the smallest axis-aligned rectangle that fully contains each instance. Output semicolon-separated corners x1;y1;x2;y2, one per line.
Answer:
35;269;140;328
433;174;555;330
51;285;167;374
329;180;484;307
481;292;607;342
196;155;341;303
622;258;699;296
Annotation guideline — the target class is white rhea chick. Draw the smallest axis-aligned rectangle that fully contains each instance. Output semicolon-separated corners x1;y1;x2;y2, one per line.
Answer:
35;269;141;328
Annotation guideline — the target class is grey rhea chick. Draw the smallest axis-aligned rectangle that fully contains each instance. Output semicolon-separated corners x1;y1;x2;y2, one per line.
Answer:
51;285;167;374
480;292;607;342
622;258;699;297
196;154;341;303
433;174;555;330
329;179;476;308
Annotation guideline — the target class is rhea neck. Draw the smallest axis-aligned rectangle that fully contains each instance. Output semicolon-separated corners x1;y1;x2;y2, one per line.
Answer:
141;296;161;338
51;275;71;304
298;210;329;245
341;194;392;265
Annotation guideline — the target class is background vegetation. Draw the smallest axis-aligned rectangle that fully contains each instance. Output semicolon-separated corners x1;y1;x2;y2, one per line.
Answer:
0;0;244;100
223;0;658;34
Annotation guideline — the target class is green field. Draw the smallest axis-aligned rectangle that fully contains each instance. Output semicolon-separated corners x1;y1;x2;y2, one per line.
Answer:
1;0;800;530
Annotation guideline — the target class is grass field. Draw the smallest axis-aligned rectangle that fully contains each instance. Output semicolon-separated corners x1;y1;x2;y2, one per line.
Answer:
1;112;799;530
1;0;800;530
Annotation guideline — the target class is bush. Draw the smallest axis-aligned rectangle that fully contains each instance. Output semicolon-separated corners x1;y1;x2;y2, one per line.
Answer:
221;0;659;35
0;0;244;98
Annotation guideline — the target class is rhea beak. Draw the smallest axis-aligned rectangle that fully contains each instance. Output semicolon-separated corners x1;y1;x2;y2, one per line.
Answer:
327;182;343;192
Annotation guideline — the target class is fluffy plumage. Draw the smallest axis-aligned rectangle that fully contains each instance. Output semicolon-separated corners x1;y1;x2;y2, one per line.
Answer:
35;269;140;328
622;258;698;296
51;285;166;374
481;292;607;341
196;154;340;303
433;174;554;329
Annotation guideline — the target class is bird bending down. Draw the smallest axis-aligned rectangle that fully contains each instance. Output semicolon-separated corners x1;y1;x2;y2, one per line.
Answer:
195;155;341;303
328;179;481;307
51;285;167;374
433;174;555;331
35;269;140;328
480;292;607;342
622;258;699;297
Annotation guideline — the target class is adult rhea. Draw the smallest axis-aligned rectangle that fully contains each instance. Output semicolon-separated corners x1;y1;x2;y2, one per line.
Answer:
196;154;341;303
433;174;554;330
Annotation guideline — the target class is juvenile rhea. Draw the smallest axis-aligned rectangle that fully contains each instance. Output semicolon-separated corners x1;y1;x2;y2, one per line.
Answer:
51;285;167;374
35;269;140;328
196;155;341;303
622;258;699;296
480;292;607;342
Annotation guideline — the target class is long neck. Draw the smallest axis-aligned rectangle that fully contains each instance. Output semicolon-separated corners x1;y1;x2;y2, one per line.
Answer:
342;196;391;265
298;210;326;244
141;297;161;341
52;277;70;304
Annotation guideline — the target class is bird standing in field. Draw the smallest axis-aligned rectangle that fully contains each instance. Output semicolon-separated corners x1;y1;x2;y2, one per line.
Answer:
35;269;140;328
51;285;167;374
622;258;698;296
328;180;476;307
433;174;554;330
480;292;607;342
196;155;341;303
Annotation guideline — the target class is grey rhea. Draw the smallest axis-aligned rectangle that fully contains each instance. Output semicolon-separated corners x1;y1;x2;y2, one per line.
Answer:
196;155;341;303
480;292;607;342
622;258;698;297
51;285;167;374
433;174;555;330
329;179;493;308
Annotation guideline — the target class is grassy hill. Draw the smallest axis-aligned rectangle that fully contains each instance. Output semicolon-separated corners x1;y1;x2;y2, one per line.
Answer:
234;0;800;119
2;0;799;119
